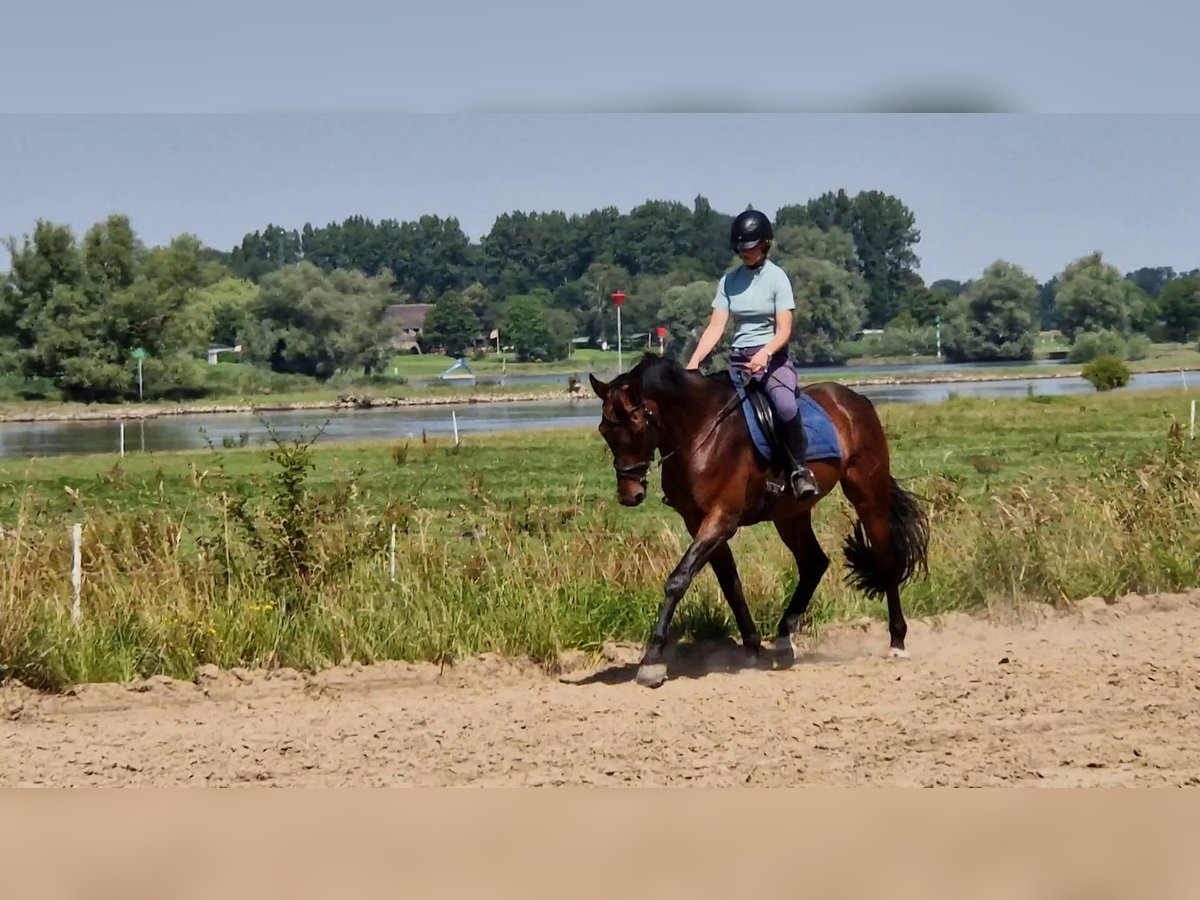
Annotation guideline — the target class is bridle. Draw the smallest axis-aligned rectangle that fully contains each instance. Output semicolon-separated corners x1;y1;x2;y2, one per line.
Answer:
607;389;742;489
613;458;653;487
607;400;657;489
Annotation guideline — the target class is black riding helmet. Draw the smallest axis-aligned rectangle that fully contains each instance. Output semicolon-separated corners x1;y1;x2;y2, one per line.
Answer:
730;208;773;251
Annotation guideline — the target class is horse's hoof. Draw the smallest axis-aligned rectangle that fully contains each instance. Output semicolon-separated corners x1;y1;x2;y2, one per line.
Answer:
746;651;771;672
636;664;668;688
888;647;910;660
773;636;796;668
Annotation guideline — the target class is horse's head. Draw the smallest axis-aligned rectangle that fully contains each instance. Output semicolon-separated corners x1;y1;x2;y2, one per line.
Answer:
589;371;661;507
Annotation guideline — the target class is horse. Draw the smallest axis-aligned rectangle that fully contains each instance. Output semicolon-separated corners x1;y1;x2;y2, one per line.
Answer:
589;352;929;688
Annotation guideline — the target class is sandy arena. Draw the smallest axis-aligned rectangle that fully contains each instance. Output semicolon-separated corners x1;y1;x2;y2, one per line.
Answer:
4;591;1200;787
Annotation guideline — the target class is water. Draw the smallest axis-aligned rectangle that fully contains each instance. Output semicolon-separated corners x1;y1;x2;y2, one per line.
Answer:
406;357;1071;389
0;369;1190;460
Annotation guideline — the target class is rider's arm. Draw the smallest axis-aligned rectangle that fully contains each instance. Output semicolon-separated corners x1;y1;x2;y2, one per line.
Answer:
760;265;796;357
761;308;793;357
686;307;729;369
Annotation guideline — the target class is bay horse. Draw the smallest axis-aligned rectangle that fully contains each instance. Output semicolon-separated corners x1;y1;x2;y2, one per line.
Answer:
589;353;929;688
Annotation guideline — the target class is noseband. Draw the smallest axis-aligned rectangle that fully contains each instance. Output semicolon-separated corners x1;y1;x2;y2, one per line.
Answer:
613;458;652;487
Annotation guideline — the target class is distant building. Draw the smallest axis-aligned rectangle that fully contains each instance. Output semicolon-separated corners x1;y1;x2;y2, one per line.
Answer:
383;303;434;353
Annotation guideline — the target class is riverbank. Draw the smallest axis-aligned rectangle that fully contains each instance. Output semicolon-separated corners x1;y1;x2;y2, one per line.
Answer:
2;363;1198;424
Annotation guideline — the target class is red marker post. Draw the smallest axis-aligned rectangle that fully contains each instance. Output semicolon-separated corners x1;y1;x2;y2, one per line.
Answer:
611;290;626;372
656;326;666;354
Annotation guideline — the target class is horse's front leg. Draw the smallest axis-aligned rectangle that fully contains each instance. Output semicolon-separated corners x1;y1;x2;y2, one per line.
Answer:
637;513;738;688
707;542;763;667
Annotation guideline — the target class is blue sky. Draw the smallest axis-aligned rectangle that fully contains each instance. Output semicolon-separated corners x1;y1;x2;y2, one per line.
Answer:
4;0;1197;116
4;0;1198;285
2;114;1197;285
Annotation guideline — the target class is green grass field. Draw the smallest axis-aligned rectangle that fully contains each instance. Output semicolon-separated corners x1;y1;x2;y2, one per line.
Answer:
1;385;1198;690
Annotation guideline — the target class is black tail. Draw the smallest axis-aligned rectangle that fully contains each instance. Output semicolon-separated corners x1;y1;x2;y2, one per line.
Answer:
843;479;930;598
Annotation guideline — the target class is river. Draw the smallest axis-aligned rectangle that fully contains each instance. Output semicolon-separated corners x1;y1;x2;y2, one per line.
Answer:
0;369;1193;460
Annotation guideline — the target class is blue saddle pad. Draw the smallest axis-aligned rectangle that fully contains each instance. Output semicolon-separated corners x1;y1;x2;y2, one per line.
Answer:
728;368;843;465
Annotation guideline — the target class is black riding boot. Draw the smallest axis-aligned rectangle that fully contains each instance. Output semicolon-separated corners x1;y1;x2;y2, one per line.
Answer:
779;415;820;500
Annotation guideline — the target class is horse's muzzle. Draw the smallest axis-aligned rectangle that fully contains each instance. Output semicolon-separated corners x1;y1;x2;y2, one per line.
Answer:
618;487;646;507
614;461;650;506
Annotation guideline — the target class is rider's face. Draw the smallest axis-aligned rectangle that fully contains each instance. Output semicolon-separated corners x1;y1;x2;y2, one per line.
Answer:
738;244;766;266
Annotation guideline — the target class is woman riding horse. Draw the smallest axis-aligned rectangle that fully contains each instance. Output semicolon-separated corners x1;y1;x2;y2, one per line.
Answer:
686;208;819;501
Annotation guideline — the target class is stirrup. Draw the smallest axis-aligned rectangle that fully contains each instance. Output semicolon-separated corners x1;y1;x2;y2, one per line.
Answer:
790;467;819;498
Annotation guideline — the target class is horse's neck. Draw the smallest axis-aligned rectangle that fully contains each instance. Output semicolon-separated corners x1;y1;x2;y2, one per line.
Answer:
645;375;730;453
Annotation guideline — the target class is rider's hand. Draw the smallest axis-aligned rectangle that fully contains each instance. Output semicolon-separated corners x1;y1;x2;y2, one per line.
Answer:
747;349;771;374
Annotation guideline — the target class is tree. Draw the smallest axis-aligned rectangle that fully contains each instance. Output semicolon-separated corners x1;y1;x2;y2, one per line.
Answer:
785;257;869;365
114;234;225;359
656;281;716;362
1038;277;1059;330
422;291;481;357
772;225;868;365
1053;251;1145;340
773;224;858;273
776;189;921;327
689;194;734;276
1125;266;1176;299
907;278;956;326
853;190;922;326
612;200;696;277
186;276;259;347
941;261;1040;362
2;221;123;398
575;260;632;344
500;292;570;362
247;263;393;379
929;279;966;296
1157;276;1200;343
229;224;302;282
0;278;17;372
82;214;140;294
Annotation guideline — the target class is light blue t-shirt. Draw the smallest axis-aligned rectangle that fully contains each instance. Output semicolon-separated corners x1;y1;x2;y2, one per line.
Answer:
711;258;795;350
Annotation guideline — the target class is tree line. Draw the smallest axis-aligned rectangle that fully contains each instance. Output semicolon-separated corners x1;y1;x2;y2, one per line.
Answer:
2;189;1198;402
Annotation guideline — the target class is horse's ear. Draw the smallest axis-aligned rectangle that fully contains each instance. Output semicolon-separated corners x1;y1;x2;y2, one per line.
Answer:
588;373;610;400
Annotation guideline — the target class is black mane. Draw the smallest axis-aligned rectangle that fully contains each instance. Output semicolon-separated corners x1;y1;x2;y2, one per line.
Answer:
625;352;733;401
623;353;694;399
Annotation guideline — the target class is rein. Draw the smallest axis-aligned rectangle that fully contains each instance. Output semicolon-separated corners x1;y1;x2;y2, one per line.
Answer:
655;390;741;466
612;385;742;485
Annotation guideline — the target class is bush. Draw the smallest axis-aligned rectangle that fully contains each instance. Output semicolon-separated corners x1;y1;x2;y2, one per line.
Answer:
1068;330;1126;363
0;374;61;402
1126;334;1151;360
1081;355;1131;391
1067;330;1151;363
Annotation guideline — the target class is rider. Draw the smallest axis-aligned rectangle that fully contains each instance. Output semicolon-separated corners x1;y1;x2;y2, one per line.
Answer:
685;208;820;500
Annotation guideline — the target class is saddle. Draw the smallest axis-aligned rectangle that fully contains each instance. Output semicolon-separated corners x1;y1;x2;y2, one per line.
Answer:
725;365;844;522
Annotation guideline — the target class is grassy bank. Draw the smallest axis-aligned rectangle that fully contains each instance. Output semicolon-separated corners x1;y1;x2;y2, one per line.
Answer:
1;387;1198;690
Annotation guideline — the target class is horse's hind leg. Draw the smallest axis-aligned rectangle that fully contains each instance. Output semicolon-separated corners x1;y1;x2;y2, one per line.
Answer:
771;512;829;664
841;466;929;658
